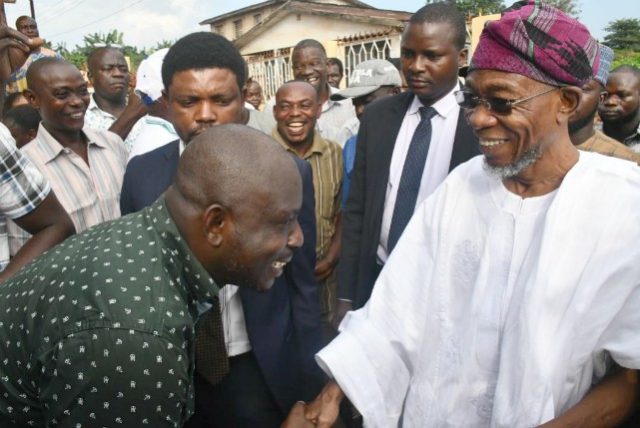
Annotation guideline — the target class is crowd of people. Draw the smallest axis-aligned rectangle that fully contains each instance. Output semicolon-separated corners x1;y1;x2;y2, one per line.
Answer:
0;0;639;426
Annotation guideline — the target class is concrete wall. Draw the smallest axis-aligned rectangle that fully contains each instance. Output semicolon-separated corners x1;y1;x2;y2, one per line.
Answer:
209;5;277;41
240;13;394;55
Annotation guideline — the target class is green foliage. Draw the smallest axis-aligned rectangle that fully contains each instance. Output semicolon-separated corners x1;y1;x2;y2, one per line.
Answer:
427;0;582;18
612;50;640;69
451;0;505;16
544;0;581;17
604;19;640;51
55;29;175;73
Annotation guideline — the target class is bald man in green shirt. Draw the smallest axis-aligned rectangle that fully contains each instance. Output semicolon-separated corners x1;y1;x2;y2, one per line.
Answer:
0;125;304;427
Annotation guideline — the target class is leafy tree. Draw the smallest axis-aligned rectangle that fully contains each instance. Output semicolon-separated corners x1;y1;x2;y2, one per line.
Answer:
82;30;125;48
612;50;640;69
56;29;166;73
55;42;88;70
153;40;175;51
426;0;504;16
604;18;640;51
545;0;581;17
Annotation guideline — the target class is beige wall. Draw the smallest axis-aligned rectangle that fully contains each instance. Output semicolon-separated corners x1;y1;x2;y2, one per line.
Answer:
240;13;395;55
210;5;277;41
470;14;500;55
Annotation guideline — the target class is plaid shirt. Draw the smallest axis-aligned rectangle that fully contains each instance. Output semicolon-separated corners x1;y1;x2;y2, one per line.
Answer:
0;124;50;271
8;124;127;256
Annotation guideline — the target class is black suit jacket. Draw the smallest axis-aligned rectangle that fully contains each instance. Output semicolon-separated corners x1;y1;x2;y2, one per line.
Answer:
120;141;324;412
337;92;479;309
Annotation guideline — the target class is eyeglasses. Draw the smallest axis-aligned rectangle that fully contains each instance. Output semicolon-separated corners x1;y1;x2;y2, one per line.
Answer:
454;87;558;115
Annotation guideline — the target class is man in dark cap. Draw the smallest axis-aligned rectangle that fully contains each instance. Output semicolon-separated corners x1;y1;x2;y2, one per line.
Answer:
284;1;640;426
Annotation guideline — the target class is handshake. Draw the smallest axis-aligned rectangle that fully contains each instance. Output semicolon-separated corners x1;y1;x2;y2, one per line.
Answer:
282;381;345;428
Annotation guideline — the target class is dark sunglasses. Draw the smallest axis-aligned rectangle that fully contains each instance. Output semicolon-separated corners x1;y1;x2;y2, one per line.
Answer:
454;87;558;115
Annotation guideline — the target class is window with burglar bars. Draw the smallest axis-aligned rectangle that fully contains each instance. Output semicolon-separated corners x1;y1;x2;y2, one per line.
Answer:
342;38;392;86
246;50;293;101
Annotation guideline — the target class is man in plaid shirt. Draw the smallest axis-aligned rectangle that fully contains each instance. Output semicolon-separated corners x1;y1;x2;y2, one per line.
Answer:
0;123;74;281
0;22;74;281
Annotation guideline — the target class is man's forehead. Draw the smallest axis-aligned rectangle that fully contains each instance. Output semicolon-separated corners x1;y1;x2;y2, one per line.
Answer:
293;47;325;61
466;70;536;92
34;69;86;91
18;18;36;27
277;82;316;100
609;72;640;89
96;49;126;64
402;21;455;44
168;68;240;93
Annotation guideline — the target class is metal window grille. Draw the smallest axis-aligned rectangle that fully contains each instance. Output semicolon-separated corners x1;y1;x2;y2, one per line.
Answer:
245;48;293;101
342;37;393;86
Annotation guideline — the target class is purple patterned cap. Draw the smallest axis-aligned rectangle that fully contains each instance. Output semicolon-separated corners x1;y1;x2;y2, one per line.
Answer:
469;0;598;87
592;44;613;87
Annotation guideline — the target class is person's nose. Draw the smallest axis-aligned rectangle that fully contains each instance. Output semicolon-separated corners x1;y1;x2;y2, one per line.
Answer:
288;220;303;249
195;101;216;124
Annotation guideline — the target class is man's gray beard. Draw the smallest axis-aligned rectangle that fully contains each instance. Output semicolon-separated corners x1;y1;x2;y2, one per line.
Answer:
483;147;543;179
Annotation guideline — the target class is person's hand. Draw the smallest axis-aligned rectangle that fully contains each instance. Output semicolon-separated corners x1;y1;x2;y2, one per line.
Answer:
331;300;352;331
282;402;316;428
0;25;43;83
304;381;344;428
314;257;336;281
125;90;149;117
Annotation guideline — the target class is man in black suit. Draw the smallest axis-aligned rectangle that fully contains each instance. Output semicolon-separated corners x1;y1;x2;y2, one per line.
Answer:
120;32;323;427
333;2;480;325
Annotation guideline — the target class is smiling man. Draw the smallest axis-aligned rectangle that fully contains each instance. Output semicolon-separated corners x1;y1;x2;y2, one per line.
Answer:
7;57;127;255
285;1;640;427
0;124;305;427
120;32;323;427
263;40;356;147
273;80;343;341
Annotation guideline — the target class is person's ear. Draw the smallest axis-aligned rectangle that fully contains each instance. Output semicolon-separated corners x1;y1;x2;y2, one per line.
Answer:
202;204;228;247
22;89;38;109
392;86;401;95
25;128;37;142
558;86;581;123
458;48;468;69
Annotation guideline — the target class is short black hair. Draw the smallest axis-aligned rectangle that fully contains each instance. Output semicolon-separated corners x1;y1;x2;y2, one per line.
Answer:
87;47;126;73
409;2;467;50
3;105;41;132
610;65;640;81
2;92;26;115
327;57;343;74
292;39;327;59
15;15;34;27
162;32;246;91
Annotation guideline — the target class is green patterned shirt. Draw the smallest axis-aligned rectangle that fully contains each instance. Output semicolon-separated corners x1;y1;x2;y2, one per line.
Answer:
0;197;219;427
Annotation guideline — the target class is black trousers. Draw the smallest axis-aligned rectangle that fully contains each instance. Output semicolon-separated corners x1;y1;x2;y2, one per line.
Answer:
185;352;284;428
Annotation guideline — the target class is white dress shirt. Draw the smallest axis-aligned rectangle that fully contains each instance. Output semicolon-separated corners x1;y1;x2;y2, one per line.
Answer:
377;84;461;263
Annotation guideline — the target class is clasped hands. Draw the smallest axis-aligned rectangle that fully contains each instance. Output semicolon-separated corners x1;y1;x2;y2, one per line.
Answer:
282;381;344;428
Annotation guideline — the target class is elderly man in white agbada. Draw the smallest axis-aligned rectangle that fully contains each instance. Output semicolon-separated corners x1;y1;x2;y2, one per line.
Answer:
282;1;640;427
